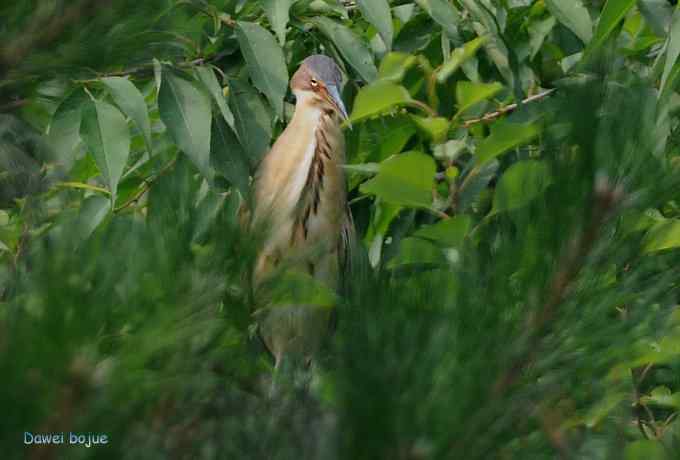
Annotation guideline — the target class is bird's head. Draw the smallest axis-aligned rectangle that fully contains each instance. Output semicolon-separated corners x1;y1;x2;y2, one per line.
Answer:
290;54;349;122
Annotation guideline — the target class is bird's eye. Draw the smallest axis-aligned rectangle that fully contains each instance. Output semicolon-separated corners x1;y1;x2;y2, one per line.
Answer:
310;79;318;88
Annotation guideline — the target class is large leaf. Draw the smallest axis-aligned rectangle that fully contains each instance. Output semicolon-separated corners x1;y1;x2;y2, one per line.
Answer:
159;71;212;179
80;100;130;205
638;0;674;37
47;88;88;171
415;0;461;42
101;77;152;153
455;81;503;116
387;237;445;269
195;66;235;131
492;160;551;214
228;79;273;167
377;52;418;82
236;21;288;118
476;120;541;166
261;0;295;45
545;0;593;44
77;195;110;240
349;82;413;123
661;9;680;94
643;219;680;253
360;151;436;207
357;0;393;50
591;0;637;50
210;116;250;198
313;16;378;82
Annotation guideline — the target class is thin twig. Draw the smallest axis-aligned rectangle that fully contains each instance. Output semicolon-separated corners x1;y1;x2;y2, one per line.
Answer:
461;89;557;128
114;158;177;213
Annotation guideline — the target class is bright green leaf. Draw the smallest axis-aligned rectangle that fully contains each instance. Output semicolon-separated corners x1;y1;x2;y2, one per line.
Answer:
456;81;503;116
387;237;445;268
476;120;541;165
410;116;450;143
492;160;551;214
413;215;471;247
357;0;393;50
360;151;436;207
437;36;488;83
261;0;294;45
81;100;130;205
378;52;417;82
159;71;212;179
236;21;288;118
545;0;593;44
313;16;378;82
643;219;680;253
661;9;680;95
349;82;413;123
624;441;667;460
101;77;152;153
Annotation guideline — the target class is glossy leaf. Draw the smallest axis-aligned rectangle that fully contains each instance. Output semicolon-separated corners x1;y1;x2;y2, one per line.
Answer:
360;151;436;207
357;0;393;50
261;0;295;45
545;0;593;44
410;116;450;144
476;121;541;166
349;82;413;123
313;16;378;82
80;100;131;204
159;71;212;179
492;160;551;214
101;76;152;153
413;215;471;247
643;219;680;253
236;21;288;118
377;52;417;82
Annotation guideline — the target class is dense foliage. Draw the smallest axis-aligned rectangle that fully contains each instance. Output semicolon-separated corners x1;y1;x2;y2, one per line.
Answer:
2;0;680;458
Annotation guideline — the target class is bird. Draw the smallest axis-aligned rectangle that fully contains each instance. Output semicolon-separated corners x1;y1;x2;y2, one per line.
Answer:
248;55;354;381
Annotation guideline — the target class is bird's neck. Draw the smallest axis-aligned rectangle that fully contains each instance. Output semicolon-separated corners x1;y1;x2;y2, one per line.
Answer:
292;90;338;126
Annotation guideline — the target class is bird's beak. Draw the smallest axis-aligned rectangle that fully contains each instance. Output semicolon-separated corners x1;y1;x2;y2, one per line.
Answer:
325;85;350;127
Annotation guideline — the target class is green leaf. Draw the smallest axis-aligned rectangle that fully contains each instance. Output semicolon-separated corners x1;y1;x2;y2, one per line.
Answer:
643;219;680;253
210;116;250;198
261;0;294;45
349;82;413;123
641;386;680;409
415;0;461;42
437;36;488;83
476;121;541;165
624;441;668;460
228;79;273;167
313;16;378;82
545;0;593;44
413;215;471;247
638;0;673;37
377;52;417;82
80;100;130;205
159;71;212;179
48;88;88;171
360;151;436;207
492;160;551;214
195;66;235;131
591;0;637;50
661;9;680;94
236;21;288;118
357;0;393;50
455;81;503;116
101;77;152;153
387;237;445;268
410;116;450;143
77;195;110;240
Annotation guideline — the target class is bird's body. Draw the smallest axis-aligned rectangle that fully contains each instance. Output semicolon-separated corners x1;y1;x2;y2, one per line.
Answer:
249;55;352;371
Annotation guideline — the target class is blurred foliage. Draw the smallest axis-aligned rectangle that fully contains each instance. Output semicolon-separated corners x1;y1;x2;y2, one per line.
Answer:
2;0;680;458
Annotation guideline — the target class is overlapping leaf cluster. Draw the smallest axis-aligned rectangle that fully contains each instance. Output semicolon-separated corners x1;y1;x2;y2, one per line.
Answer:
2;0;680;459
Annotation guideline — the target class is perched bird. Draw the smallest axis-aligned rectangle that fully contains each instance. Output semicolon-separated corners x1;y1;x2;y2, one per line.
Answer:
249;55;353;377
